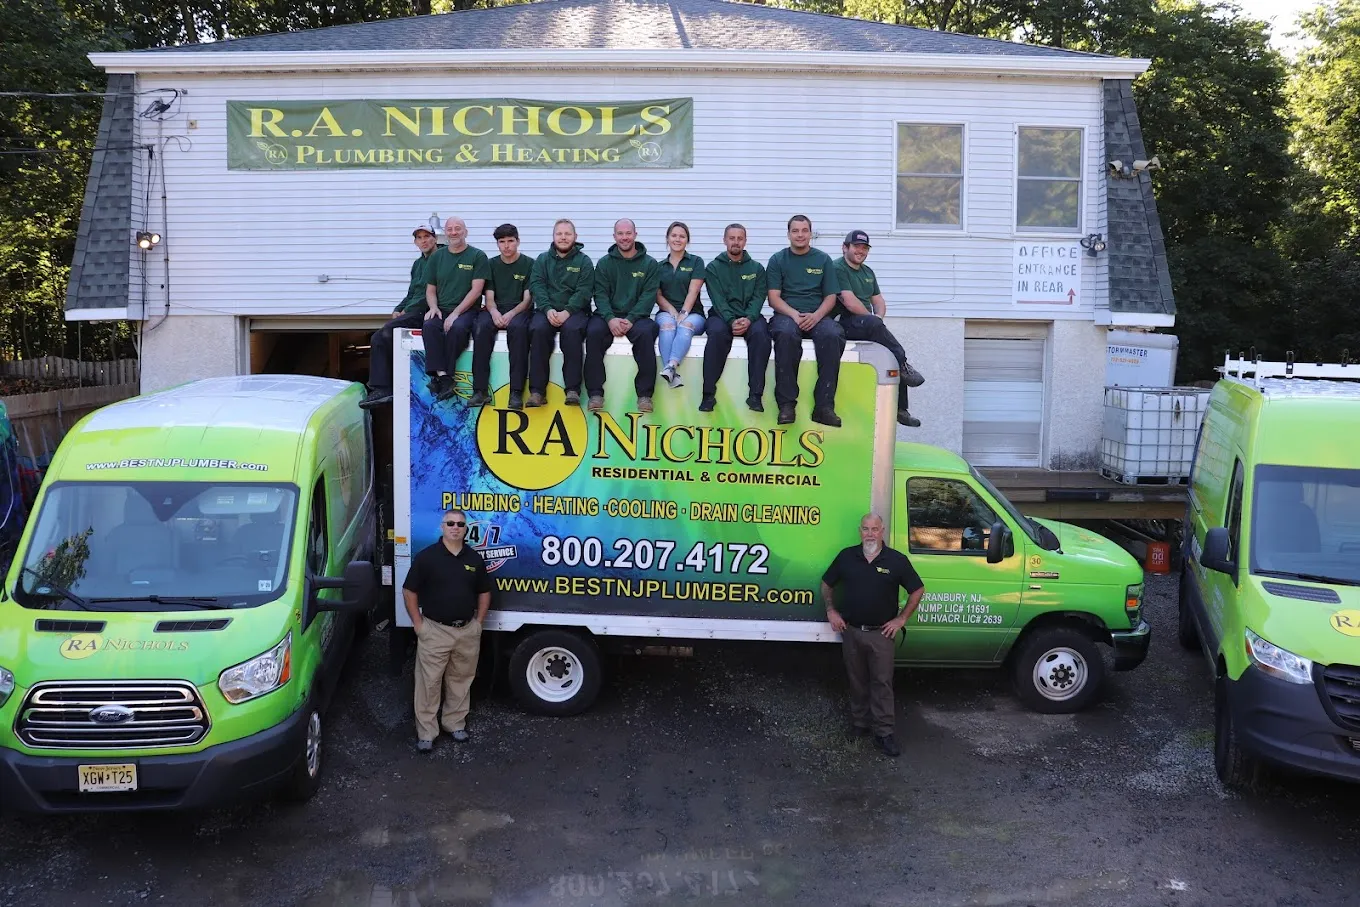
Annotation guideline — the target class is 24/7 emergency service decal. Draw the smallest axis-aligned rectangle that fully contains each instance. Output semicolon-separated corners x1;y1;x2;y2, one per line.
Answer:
407;352;874;620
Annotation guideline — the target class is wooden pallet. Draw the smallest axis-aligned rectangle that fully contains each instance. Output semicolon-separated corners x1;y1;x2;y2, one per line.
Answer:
1099;468;1188;486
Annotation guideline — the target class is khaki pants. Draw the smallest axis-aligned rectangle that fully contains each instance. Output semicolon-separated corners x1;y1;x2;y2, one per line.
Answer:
414;618;482;741
842;626;897;737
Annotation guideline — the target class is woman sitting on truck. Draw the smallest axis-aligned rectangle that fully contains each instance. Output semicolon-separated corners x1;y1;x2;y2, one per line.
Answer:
655;222;706;389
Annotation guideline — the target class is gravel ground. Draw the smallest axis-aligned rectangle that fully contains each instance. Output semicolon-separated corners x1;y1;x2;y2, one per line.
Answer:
3;571;1360;906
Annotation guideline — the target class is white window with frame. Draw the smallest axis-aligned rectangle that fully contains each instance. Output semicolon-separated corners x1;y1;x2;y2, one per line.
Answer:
1016;126;1084;233
895;123;964;229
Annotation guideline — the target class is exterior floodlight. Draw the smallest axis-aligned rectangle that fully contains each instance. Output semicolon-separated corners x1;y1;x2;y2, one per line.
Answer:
1080;233;1107;257
135;231;161;250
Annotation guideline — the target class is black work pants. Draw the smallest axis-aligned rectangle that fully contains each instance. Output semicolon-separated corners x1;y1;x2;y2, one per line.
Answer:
368;310;426;391
840;313;912;410
701;315;771;399
586;315;659;398
842;626;897;737
423;309;496;392
769;313;845;410
528;310;589;395
498;309;533;395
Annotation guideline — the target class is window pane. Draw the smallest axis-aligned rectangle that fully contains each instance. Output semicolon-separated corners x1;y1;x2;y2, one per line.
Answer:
898;124;962;175
896;176;961;226
907;477;999;553
1018;127;1081;178
1017;179;1080;230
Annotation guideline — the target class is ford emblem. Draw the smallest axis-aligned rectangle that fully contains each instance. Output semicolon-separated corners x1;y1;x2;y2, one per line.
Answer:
90;705;134;724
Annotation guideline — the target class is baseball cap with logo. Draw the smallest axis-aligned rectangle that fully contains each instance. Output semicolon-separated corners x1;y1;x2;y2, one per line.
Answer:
413;224;436;236
843;230;871;247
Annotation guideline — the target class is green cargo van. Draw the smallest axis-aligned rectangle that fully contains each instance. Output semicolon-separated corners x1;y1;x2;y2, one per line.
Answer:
1181;357;1360;788
0;376;376;813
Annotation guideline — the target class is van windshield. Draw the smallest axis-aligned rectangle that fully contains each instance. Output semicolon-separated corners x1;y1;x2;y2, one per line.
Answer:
14;481;298;611
1251;465;1360;586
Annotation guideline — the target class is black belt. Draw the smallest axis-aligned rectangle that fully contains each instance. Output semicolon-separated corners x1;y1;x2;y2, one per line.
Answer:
427;617;473;628
850;624;884;632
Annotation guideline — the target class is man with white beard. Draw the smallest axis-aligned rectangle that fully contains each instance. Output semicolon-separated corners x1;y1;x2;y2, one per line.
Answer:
820;513;925;757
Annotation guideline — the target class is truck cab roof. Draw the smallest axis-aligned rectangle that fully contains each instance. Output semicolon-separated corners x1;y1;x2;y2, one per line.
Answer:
893;442;971;476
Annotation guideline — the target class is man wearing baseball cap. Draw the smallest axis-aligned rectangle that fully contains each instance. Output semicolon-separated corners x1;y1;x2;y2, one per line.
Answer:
834;230;925;427
361;224;441;409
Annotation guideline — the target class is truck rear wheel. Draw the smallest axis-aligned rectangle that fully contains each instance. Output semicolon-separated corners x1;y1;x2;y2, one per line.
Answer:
1011;626;1105;713
279;707;324;803
1214;675;1264;791
508;630;602;716
1178;569;1201;650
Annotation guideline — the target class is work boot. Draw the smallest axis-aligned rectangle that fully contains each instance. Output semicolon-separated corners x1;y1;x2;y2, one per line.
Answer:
900;363;925;388
587;395;605;412
746;395;764;413
416;739;433;753
699;396;716;413
811;406;842;428
432;375;457;401
426;374;444;396
873;734;901;758
526;391;546;408
564;389;581;405
777;404;796;425
359;387;392;410
897;408;921;428
468;389;491;407
637;396;654;413
451;729;470;743
846;725;871;742
507;391;524;411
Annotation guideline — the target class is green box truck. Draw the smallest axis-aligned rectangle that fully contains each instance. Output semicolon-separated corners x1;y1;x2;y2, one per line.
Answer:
391;330;1149;716
0;376;376;813
1181;356;1360;788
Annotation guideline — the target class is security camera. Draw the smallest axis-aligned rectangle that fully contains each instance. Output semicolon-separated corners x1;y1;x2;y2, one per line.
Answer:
1132;156;1161;173
1107;160;1132;178
1108;160;1124;173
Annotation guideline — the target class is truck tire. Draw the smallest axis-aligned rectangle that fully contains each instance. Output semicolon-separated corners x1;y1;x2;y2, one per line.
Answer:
279;707;324;803
508;630;602;716
1214;675;1264;791
1011;626;1105;714
1178;569;1200;651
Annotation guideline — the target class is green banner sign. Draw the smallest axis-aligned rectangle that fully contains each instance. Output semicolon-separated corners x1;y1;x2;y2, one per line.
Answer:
226;98;693;170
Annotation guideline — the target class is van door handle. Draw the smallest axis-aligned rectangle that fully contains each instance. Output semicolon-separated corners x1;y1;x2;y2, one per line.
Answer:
1028;584;1043;591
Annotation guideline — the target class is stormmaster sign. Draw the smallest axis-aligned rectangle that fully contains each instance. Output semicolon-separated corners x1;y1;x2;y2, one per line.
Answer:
227;98;694;170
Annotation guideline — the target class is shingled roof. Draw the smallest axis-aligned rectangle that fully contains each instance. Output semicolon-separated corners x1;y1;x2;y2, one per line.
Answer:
1104;80;1175;319
123;0;1112;58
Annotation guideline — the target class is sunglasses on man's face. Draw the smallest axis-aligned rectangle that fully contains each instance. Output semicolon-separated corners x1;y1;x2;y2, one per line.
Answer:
444;520;466;527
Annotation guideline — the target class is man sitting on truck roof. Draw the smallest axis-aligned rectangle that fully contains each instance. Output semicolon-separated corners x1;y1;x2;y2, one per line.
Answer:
768;215;845;427
486;223;534;410
424;217;493;404
527;219;594;408
588;219;662;413
834;230;926;428
701;224;771;413
360;224;439;409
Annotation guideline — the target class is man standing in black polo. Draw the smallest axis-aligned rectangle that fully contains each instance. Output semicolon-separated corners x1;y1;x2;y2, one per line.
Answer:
402;508;492;752
821;512;925;757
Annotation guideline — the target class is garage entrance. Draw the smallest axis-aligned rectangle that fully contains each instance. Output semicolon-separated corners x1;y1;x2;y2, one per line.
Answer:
962;322;1049;468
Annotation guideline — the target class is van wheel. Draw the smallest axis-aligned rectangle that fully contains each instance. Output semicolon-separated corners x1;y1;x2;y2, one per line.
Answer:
1012;627;1105;713
280;708;324;803
1178;569;1200;650
1214;676;1264;790
508;630;602;716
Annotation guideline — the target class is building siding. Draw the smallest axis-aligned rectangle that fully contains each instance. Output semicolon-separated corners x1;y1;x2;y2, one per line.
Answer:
132;69;1108;323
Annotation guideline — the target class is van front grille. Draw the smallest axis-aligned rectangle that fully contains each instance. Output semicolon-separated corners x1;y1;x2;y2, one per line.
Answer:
16;680;209;749
1319;663;1360;732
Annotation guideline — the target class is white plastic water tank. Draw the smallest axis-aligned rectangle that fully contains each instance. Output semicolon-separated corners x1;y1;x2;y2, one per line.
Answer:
1100;387;1209;483
1106;330;1179;387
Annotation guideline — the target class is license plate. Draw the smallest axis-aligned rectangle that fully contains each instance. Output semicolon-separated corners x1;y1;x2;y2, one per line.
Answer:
78;763;137;793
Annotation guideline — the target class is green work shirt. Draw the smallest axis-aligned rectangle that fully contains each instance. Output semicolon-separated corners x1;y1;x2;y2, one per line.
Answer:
658;251;706;318
704;252;767;323
397;251;436;313
833;256;881;318
593;242;661;321
426;244;492;314
529;242;594;313
767;247;838;314
488;253;533;311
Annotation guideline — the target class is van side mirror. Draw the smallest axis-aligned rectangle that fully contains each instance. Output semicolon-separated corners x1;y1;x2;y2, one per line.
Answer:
986;522;1013;564
313;560;376;612
1201;528;1236;579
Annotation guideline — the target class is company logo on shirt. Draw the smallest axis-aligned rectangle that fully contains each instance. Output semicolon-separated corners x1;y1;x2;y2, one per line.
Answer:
457;263;474;271
806;268;823;275
741;274;757;281
566;266;580;272
630;271;646;278
876;566;890;574
679;267;692;273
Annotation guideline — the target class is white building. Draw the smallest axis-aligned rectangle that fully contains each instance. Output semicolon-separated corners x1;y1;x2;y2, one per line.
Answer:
68;0;1175;470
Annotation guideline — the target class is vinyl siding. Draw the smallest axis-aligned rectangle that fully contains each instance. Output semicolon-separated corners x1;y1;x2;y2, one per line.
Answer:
131;69;1109;322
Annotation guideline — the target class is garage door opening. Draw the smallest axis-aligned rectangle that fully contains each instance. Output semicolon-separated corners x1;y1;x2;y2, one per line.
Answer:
248;322;383;383
963;323;1049;468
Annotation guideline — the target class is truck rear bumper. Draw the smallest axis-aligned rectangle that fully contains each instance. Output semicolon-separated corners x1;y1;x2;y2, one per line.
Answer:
1232;666;1360;783
1110;619;1151;671
0;706;305;814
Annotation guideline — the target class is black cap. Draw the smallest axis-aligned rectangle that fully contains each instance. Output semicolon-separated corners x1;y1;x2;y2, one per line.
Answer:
843;230;871;247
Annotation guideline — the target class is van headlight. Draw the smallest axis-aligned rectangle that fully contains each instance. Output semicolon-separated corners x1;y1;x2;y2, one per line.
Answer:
0;666;14;707
218;633;292;704
1245;628;1313;685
